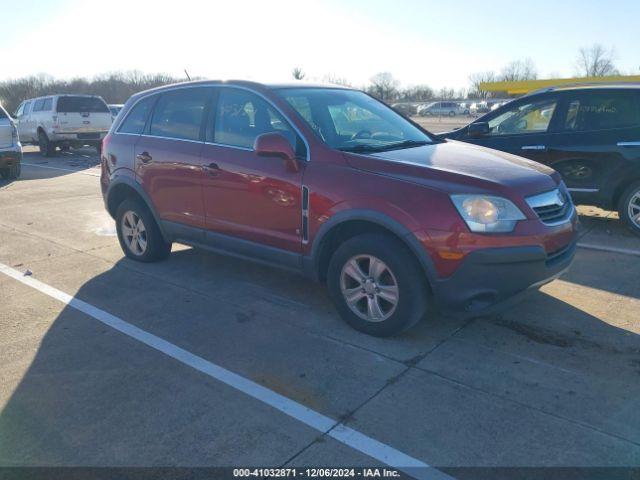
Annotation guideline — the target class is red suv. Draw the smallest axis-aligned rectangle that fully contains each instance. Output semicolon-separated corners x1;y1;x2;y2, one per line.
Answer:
101;81;578;336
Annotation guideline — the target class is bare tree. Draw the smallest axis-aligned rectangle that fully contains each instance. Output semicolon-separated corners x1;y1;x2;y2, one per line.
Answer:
322;74;352;87
438;87;456;100
468;71;496;100
367;72;399;102
500;58;537;82
292;67;305;80
0;71;179;114
400;85;434;102
576;44;619;77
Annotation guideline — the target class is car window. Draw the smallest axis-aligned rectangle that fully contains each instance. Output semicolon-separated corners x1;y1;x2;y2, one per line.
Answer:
213;88;305;157
14;103;24;118
563;92;640;132
119;96;157;135
42;98;53;111
0;107;7;120
487;98;557;136
278;88;432;152
149;88;209;141
32;99;45;112
56;96;110;113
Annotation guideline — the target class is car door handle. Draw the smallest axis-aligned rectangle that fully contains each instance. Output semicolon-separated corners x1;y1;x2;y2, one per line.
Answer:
617;141;640;147
521;145;547;151
203;162;221;175
136;152;152;163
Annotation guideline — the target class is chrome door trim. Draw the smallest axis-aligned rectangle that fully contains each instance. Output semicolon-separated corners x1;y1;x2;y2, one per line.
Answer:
521;145;546;151
617;141;640;147
567;187;599;193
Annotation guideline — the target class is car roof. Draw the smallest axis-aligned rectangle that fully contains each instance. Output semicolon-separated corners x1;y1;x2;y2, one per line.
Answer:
527;83;640;96
128;79;355;100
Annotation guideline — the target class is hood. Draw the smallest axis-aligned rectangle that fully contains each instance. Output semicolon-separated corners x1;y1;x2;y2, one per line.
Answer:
344;140;560;198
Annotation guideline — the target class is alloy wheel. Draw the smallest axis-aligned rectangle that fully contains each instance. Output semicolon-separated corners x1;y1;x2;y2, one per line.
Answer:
121;211;148;255
340;255;399;323
628;189;640;229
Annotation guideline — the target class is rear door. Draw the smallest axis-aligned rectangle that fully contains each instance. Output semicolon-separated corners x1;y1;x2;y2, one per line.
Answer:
55;96;112;138
134;87;211;229
461;94;560;165
545;89;640;204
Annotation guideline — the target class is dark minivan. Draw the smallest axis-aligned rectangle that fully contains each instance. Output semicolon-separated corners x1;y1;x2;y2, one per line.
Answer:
444;85;640;234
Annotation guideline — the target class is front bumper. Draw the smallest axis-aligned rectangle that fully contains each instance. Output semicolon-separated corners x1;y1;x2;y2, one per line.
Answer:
431;240;576;316
0;147;23;168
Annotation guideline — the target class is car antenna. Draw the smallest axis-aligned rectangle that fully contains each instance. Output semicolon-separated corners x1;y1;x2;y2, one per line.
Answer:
184;69;191;81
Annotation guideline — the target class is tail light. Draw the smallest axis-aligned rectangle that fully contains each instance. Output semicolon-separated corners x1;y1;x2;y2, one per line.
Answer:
11;123;18;143
51;115;59;129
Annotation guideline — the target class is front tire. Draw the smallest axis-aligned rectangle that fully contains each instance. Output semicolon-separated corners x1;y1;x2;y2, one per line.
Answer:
0;164;20;180
618;180;640;235
327;233;429;337
38;131;56;157
116;198;172;262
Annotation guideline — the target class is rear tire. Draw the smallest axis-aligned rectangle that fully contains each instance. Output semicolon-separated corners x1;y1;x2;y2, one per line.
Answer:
116;198;172;262
618;180;640;235
327;233;429;337
38;131;56;157
448;110;455;117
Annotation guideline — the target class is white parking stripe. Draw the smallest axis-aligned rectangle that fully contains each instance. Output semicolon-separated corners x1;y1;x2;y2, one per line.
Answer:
21;162;101;177
577;242;640;257
0;261;451;480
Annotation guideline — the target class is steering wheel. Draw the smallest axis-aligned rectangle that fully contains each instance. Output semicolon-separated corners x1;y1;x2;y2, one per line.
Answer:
351;130;372;140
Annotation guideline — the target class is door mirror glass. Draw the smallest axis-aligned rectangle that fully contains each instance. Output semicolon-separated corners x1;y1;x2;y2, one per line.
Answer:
468;122;490;137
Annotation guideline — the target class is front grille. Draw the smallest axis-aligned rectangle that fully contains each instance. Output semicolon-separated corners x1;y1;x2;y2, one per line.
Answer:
526;188;573;225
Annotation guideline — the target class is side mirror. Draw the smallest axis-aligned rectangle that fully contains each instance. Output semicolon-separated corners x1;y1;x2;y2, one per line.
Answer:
254;132;299;172
468;122;490;138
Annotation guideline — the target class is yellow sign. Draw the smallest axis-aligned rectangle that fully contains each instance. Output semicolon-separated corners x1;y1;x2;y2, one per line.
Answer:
480;75;640;95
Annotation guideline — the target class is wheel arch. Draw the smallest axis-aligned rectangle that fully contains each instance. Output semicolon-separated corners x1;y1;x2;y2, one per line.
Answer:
105;176;170;242
306;209;437;286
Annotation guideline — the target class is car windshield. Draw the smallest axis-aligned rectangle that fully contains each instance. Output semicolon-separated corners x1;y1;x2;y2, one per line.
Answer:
56;96;110;113
277;88;433;152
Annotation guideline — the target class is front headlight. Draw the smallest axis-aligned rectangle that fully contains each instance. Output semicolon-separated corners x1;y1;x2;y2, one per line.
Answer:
450;194;526;233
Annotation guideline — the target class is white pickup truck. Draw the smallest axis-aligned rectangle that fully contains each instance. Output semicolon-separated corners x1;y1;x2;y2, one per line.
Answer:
14;94;112;156
0;104;21;179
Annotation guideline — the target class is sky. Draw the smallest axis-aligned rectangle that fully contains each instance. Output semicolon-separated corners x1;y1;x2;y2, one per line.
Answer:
1;0;639;90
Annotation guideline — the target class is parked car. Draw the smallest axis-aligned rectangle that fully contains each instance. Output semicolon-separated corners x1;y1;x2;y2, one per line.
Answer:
109;104;124;119
470;101;491;115
101;80;577;336
419;101;464;116
443;85;640;234
0;104;21;180
14;94;112;156
390;102;417;117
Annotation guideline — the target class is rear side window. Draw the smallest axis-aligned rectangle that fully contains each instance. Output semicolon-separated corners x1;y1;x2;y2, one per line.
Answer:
56;96;109;113
119;96;156;134
213;88;305;157
563;92;640;132
42;98;53;111
149;88;209;141
32;99;45;112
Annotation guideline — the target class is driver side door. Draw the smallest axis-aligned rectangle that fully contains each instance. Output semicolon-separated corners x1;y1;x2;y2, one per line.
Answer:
463;95;560;165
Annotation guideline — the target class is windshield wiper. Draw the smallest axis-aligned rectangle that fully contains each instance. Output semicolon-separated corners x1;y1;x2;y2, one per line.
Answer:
376;140;431;151
337;144;388;153
338;140;430;154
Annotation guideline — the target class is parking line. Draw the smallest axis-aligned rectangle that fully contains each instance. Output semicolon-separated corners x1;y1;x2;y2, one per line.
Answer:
0;261;451;480
21;162;101;177
577;242;640;257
